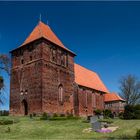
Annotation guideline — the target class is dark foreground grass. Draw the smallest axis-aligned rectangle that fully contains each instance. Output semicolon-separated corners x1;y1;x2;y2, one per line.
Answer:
0;116;140;139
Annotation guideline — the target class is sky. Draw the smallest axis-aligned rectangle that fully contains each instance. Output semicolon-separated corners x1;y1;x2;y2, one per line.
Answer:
0;1;140;110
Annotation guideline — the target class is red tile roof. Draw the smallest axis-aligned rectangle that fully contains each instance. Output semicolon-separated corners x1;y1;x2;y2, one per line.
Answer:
74;63;109;93
19;21;75;54
104;93;125;102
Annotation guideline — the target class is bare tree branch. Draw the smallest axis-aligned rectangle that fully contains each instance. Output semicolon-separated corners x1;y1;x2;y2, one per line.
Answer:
119;74;140;105
0;54;11;106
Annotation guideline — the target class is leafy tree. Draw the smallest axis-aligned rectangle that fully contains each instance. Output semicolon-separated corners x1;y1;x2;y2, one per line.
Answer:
119;74;140;105
0;54;10;105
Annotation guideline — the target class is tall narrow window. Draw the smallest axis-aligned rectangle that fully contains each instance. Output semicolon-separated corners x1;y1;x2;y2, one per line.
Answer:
21;59;24;64
30;55;32;61
58;85;63;103
85;92;88;108
61;51;68;67
93;92;96;108
51;46;57;62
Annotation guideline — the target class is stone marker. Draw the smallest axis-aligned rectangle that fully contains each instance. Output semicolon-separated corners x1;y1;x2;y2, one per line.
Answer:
91;121;101;131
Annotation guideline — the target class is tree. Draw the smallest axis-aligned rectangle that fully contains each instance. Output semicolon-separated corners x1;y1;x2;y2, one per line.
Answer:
0;54;10;105
119;74;140;105
0;54;10;75
0;76;4;104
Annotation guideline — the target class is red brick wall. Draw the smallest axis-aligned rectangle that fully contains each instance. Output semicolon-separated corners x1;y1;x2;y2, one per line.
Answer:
10;41;43;115
75;86;105;117
41;41;75;115
10;39;75;115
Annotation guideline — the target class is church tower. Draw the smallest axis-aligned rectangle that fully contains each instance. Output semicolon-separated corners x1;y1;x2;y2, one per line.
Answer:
10;21;76;115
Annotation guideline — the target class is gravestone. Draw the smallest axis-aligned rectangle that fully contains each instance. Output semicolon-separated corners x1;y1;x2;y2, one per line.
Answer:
90;116;98;123
92;121;101;131
90;116;101;131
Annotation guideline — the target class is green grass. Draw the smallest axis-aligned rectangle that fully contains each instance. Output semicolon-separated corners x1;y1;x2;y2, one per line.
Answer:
0;116;140;139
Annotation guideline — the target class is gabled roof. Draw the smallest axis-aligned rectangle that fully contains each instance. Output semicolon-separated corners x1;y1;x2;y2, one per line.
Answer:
74;63;109;93
104;93;125;102
15;21;75;55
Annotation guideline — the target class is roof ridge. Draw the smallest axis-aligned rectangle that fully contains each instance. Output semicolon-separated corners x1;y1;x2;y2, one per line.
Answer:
38;21;43;37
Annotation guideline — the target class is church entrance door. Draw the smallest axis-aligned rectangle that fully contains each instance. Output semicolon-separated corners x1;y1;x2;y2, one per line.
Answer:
22;99;28;115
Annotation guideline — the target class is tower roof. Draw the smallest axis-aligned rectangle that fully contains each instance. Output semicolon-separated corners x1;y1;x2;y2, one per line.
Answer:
74;63;109;93
12;21;75;55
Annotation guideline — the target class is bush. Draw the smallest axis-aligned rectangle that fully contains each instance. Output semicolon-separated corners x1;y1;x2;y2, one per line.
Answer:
33;113;36;117
60;114;65;117
67;113;75;119
99;119;113;124
53;113;58;117
94;109;102;116
136;129;140;139
0;119;13;125
30;114;33;119
123;105;140;119
67;116;80;120
123;105;135;119
40;112;49;120
119;112;124;119
103;109;112;118
49;117;67;121
0;110;9;116
0;118;20;125
49;116;80;121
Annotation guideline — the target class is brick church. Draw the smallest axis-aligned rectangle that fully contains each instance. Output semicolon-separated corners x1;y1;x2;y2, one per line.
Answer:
10;21;122;116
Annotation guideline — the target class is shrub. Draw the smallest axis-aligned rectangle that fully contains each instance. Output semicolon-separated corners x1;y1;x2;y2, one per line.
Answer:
49;117;67;121
49;116;80;121
109;113;114;119
33;113;36;117
67;113;74;119
67;116;80;120
0;110;9;116
99;119;113;124
94;109;102;116
103;109;112;118
40;112;49;120
60;114;65;117
123;105;140;119
53;113;58;117
119;112;124;119
136;129;140;139
30;114;33;119
0;119;13;125
67;113;73;117
123;105;135;119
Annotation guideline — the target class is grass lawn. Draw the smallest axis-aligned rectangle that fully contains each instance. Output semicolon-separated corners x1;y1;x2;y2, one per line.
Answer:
0;116;140;139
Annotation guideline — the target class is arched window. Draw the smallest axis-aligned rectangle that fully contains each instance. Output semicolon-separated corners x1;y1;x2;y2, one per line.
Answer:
58;85;63;102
